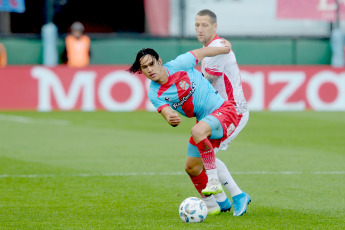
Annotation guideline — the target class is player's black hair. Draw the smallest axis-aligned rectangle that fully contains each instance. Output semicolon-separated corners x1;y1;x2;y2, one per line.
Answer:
128;48;160;73
197;9;217;24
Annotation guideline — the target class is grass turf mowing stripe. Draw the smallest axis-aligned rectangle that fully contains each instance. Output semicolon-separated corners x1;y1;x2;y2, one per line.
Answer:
1;171;345;178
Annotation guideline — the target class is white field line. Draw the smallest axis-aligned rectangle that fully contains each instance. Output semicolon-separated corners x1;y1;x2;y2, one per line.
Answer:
0;171;345;178
0;114;70;125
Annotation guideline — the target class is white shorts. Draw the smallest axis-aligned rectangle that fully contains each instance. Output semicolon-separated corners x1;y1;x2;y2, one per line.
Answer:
214;110;249;153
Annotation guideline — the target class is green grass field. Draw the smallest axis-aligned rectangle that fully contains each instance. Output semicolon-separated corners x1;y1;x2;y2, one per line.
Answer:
0;111;344;229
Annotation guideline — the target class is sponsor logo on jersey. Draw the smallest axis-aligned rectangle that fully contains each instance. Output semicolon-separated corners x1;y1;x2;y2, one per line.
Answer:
164;97;171;102
206;66;220;72
179;81;189;90
172;82;196;109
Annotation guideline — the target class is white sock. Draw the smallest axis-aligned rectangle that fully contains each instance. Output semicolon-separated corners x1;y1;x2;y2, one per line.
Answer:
216;158;242;197
201;195;218;208
214;190;228;203
206;168;218;180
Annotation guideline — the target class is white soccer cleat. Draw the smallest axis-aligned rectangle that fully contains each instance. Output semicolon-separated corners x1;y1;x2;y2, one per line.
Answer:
201;178;223;196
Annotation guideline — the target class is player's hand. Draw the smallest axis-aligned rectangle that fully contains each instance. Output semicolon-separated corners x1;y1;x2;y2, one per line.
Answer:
168;112;181;127
221;38;232;52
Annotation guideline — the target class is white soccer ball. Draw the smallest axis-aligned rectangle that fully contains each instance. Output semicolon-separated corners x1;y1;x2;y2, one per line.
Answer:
179;197;208;223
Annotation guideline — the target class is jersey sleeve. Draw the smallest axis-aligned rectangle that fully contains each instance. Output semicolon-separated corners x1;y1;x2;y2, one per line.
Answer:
203;39;226;76
148;89;169;113
164;52;198;75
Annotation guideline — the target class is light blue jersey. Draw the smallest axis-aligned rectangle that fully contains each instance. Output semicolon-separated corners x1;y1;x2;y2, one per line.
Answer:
148;51;225;121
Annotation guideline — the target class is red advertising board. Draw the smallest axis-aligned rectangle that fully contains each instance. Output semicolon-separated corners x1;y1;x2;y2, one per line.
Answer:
0;65;344;111
277;0;345;21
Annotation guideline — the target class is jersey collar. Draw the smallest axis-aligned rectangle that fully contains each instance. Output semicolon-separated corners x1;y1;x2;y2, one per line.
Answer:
205;34;221;47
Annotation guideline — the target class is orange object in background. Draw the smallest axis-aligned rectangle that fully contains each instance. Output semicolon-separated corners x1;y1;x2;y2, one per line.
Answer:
0;43;7;67
65;34;90;68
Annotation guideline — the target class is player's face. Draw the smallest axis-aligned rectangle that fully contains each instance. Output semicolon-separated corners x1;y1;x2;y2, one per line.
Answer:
195;15;217;46
140;55;165;84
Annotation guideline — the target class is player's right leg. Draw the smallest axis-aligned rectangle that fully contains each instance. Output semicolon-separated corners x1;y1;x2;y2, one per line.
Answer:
185;156;221;215
191;120;223;196
188;137;222;196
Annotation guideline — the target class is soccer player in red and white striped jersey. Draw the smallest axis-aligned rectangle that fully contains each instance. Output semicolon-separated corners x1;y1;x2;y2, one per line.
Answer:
188;9;251;217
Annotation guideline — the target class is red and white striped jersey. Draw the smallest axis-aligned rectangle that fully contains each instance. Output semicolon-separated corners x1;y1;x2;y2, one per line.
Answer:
201;35;248;114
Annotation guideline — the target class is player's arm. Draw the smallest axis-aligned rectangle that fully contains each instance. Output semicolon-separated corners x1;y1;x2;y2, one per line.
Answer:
191;39;231;62
160;106;182;127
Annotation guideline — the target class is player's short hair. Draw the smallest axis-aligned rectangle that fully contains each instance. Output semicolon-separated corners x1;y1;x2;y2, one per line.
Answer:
71;21;84;32
128;48;160;73
197;9;217;24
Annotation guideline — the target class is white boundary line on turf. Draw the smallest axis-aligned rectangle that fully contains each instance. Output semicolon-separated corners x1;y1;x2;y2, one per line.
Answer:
0;171;345;178
0;114;70;125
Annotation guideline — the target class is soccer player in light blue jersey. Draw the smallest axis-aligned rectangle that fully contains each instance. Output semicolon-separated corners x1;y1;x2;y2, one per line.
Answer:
129;42;243;215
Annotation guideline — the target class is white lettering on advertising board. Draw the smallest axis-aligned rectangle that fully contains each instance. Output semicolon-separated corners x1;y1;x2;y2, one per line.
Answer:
30;67;345;111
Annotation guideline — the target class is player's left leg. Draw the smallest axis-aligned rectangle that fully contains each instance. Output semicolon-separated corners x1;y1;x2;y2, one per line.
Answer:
214;110;252;216
232;191;251;216
216;158;242;197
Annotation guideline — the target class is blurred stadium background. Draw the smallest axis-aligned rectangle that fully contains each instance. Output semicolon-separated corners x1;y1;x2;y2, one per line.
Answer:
1;0;344;112
1;0;344;65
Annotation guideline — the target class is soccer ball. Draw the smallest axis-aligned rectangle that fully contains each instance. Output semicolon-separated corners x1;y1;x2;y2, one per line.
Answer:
179;197;208;223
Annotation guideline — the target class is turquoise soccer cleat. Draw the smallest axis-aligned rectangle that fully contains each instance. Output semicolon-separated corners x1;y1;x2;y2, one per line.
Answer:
232;192;251;216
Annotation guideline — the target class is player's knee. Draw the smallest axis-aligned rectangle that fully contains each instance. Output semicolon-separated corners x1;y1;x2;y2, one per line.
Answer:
191;122;211;143
185;163;203;177
191;126;204;142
